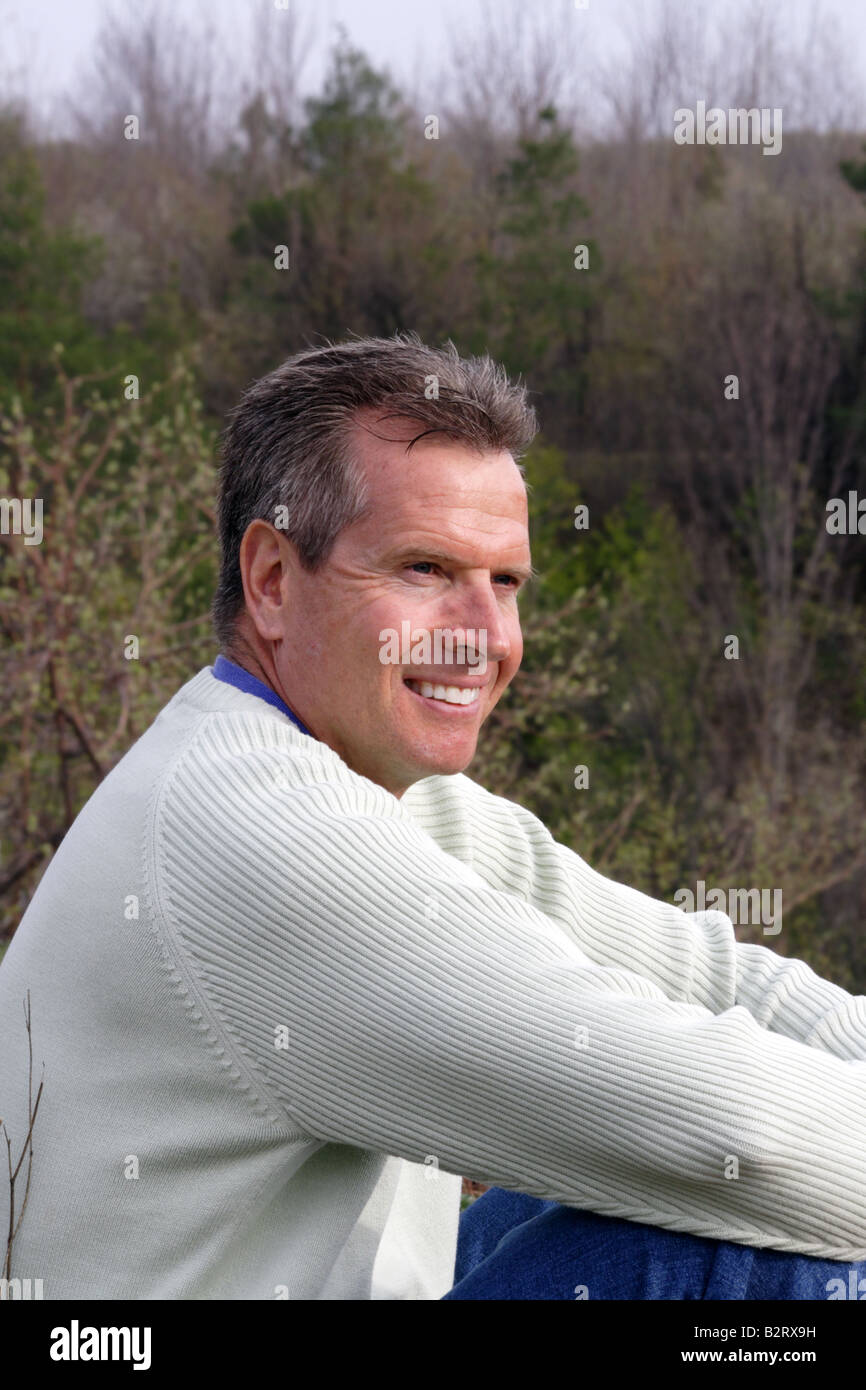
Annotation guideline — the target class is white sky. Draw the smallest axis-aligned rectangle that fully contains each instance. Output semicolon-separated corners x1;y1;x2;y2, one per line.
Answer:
3;0;866;131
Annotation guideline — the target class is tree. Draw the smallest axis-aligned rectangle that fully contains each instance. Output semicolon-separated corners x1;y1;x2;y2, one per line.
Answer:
0;351;217;938
0;114;103;408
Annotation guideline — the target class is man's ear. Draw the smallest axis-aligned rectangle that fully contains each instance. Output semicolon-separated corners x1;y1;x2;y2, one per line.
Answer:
239;520;296;643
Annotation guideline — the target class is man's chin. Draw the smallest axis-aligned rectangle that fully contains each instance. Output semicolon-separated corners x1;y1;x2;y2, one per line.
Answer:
336;736;477;795
406;744;479;784
374;741;477;796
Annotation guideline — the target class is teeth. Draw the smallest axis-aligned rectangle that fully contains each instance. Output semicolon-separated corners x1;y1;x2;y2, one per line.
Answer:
407;679;480;706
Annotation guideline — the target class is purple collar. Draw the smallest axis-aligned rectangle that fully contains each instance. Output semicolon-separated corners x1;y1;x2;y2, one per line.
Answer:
212;655;312;737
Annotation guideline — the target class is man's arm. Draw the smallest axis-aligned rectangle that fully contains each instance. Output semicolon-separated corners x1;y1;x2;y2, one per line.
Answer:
402;773;866;1062
154;732;866;1262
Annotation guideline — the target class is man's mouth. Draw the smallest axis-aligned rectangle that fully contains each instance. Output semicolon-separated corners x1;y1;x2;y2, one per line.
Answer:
404;678;481;707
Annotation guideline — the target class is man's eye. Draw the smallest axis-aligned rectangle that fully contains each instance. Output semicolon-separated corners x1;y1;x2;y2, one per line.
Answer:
406;563;522;587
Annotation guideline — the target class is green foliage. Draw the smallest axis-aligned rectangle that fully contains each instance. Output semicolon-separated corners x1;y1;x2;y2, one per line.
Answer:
473;108;598;411
223;36;447;361
302;32;405;176
839;143;866;195
0;354;217;937
0;119;105;407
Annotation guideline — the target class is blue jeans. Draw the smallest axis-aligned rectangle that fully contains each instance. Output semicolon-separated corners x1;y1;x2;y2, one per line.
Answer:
441;1188;866;1300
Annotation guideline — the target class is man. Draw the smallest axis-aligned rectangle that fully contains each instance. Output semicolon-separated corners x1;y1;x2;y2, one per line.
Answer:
1;332;865;1301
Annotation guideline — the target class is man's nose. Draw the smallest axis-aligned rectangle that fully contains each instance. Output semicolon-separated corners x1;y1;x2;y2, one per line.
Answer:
441;585;515;665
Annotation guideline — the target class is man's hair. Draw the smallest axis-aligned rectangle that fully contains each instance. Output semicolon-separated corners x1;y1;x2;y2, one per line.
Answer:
211;331;538;649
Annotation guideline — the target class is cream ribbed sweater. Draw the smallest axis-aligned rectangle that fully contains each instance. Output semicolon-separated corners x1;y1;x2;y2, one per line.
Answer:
1;664;865;1301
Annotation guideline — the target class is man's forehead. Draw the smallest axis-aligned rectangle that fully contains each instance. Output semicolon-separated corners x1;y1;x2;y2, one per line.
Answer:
349;412;527;502
358;455;529;541
343;410;531;574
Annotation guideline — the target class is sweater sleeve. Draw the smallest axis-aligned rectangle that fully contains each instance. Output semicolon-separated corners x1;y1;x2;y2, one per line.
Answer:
154;732;866;1261
401;774;866;1064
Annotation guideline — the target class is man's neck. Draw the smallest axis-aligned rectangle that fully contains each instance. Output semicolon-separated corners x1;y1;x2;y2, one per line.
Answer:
223;640;271;691
216;645;312;738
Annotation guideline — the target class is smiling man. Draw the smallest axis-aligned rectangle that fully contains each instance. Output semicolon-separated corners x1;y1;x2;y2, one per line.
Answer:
225;404;531;794
1;332;865;1302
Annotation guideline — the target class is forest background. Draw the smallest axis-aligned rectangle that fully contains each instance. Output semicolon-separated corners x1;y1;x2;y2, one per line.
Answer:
2;0;866;1026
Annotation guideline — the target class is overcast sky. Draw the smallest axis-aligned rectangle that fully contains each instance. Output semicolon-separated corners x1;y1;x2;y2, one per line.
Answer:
4;0;866;133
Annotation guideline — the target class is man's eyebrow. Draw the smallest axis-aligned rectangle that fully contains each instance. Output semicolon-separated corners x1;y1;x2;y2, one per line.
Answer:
384;547;535;584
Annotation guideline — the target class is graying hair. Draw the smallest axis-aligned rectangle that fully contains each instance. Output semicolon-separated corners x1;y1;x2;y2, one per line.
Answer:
211;330;538;649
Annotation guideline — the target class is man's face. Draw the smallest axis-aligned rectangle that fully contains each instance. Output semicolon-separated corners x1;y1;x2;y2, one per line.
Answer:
260;415;531;797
